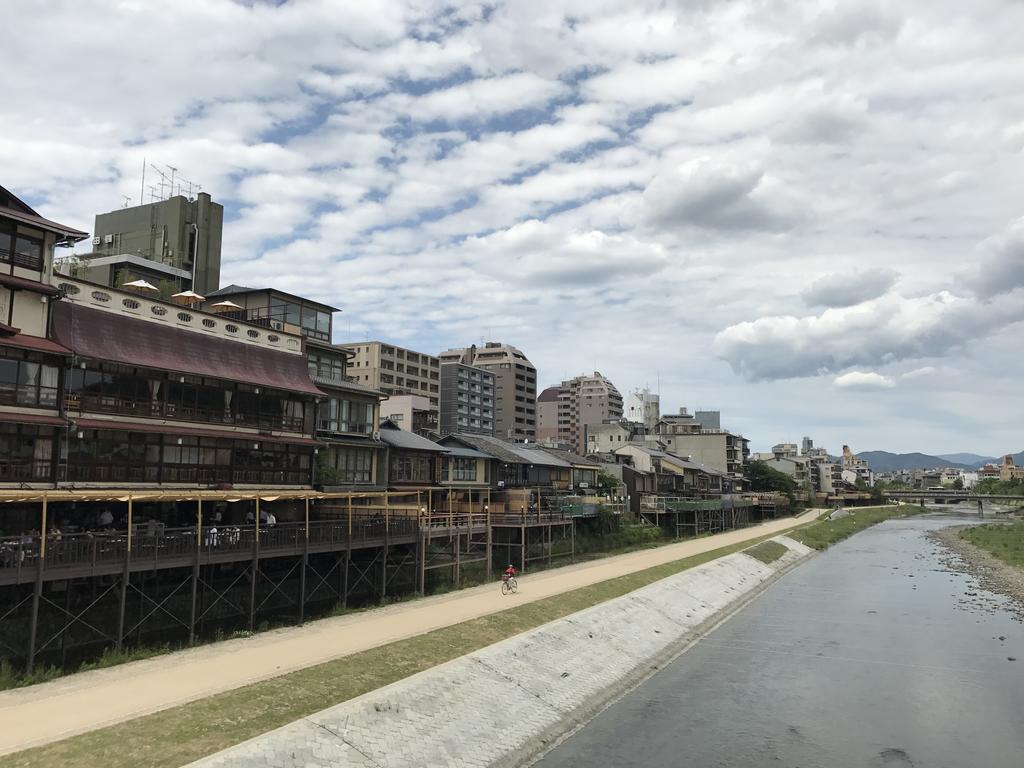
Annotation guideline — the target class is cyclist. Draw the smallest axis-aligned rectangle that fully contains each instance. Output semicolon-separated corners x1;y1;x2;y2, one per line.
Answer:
503;563;517;582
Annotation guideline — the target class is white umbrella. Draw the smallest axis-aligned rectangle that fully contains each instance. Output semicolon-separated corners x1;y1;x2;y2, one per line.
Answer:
209;299;244;314
171;290;206;306
121;279;160;293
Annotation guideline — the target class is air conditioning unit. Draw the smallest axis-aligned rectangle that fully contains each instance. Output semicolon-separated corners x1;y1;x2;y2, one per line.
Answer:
269;320;285;331
92;236;101;246
103;234;114;244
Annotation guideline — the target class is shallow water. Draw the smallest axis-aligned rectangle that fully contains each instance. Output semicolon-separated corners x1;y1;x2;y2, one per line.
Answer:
535;514;1024;768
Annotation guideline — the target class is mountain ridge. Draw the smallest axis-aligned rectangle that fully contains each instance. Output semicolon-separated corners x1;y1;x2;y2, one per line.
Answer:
858;450;1024;472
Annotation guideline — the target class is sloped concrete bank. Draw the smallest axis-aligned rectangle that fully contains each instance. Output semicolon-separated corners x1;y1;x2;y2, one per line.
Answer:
191;536;813;768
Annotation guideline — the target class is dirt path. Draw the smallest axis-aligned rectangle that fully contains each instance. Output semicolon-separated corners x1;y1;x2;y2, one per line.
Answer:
0;510;819;756
930;525;1024;623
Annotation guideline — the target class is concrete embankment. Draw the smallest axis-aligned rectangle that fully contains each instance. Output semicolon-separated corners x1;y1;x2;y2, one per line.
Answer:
191;535;813;768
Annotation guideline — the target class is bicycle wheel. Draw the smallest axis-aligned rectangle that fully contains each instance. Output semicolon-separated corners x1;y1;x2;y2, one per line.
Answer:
509;577;518;593
501;580;511;596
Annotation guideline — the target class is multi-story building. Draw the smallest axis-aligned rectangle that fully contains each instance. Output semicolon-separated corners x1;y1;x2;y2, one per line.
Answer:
694;410;720;430
585;420;638;454
67;193;223;296
439;343;536;440
625;388;660;430
0;185;87;484
536;386;561;443
439;362;495;436
539;372;623;455
841;444;873;485
381;393;438;436
339;341;440;413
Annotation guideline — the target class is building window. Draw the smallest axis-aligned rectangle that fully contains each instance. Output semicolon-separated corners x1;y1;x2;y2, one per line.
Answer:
0;423;54;481
0;350;59;408
0;224;44;271
325;446;373;484
451;457;477;481
318;397;375;434
390;453;432;482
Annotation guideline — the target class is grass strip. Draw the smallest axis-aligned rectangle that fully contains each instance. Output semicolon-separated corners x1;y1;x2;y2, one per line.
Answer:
960;522;1024;570
744;540;788;564
6;528;789;768
790;505;927;550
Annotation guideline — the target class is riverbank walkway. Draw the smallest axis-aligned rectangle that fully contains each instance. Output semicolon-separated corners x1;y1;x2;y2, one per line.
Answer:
0;509;820;756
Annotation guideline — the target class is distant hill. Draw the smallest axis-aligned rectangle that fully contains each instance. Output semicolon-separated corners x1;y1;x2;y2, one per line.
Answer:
857;451;971;472
936;453;998;467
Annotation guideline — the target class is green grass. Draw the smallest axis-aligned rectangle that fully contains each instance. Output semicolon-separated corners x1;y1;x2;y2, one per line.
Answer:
5;527;792;768
960;522;1024;569
790;505;927;550
744;540;788;564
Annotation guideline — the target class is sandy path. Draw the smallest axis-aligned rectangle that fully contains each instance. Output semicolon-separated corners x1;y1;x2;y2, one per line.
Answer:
0;510;818;755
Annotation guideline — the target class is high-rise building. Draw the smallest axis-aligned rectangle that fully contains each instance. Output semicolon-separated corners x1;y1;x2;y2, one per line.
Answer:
625;387;660;429
71;193;223;296
439;362;495;436
539;372;623;455
801;436;814;455
439;343;536;440
339;341;440;412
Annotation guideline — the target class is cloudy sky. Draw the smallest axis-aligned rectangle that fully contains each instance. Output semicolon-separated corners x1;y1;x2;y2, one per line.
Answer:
5;0;1023;455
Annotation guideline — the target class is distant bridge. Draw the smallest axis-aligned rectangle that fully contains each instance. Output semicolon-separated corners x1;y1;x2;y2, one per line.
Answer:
885;490;1023;505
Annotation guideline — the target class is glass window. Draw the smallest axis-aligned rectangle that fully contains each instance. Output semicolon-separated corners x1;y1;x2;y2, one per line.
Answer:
13;234;43;269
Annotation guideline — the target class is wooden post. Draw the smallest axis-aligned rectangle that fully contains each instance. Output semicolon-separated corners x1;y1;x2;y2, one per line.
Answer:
250;498;260;632
381;493;389;601
520;523;526;573
27;494;48;673
299;496;309;624
117;494;133;650
347;495;353;539
189;497;202;645
448;488;453;529
571;518;575;563
485;488;492;580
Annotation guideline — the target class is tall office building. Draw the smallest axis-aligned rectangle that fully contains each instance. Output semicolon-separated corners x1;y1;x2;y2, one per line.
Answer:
439;362;495;435
72;193;223;295
339;341;440;412
439;342;536;440
540;372;623;455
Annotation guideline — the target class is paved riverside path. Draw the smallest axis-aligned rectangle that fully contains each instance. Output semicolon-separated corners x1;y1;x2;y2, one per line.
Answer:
0;509;819;756
535;514;1024;768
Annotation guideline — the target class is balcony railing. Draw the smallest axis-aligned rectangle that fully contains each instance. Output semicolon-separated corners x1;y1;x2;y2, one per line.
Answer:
0;517;421;579
65;463;309;486
67;394;307;433
0;247;44;272
0;460;52;482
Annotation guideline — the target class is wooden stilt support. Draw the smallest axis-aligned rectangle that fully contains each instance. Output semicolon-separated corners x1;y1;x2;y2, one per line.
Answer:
249;498;260;632
116;494;133;650
485;489;492;580
299;496;309;624
189;498;202;645
27;493;48;673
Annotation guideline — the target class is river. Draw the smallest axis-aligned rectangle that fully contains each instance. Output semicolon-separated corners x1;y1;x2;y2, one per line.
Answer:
533;513;1024;768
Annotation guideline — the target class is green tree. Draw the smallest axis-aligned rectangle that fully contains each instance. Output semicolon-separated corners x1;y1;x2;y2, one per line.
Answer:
743;460;797;494
951;477;964;490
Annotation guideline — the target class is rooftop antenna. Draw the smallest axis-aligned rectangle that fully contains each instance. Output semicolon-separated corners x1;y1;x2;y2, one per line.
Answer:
167;166;178;198
121;195;131;208
147;185;158;203
140;157;146;206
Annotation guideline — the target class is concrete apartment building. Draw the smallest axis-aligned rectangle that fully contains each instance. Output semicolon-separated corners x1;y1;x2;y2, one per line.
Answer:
381;393;438;436
439;362;495;436
538;372;623;455
69;193;223;296
439;343;536;440
340;341;441;413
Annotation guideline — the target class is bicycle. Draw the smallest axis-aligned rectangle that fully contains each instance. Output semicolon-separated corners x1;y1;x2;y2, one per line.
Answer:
501;574;518;595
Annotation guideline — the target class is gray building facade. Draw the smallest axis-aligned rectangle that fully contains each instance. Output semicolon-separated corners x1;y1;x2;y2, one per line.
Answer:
78;193;223;295
440;362;495;436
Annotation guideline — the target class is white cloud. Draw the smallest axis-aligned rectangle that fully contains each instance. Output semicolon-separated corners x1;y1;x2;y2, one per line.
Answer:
802;268;899;307
963;216;1024;299
712;290;1024;382
642;158;799;232
834;371;895;389
3;0;1024;452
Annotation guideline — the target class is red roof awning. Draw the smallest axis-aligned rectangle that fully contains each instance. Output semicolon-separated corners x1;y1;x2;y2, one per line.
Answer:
52;303;322;396
0;273;61;296
0;411;67;427
0;333;72;355
73;417;322;446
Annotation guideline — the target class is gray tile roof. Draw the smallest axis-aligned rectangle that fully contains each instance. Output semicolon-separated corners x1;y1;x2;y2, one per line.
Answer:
378;423;448;453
